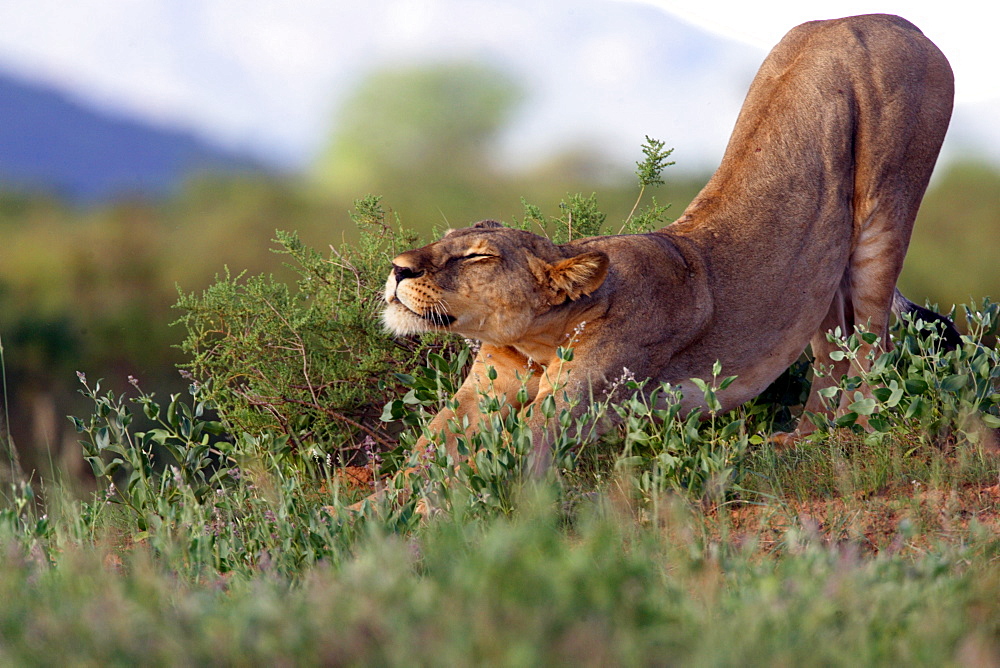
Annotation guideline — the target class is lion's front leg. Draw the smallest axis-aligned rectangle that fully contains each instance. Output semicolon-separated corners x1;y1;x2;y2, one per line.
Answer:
522;367;622;476
418;343;540;462
349;345;539;514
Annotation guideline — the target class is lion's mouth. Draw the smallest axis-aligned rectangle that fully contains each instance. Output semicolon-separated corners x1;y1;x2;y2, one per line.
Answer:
395;299;456;327
423;311;457;327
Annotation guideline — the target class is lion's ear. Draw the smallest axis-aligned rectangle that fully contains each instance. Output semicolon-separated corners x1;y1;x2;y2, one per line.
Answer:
528;251;608;304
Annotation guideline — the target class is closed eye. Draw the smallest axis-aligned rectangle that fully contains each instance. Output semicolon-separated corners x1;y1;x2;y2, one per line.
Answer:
459;253;498;263
442;252;498;268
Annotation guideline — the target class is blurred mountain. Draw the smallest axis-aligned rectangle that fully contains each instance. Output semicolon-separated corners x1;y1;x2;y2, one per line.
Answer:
0;71;267;203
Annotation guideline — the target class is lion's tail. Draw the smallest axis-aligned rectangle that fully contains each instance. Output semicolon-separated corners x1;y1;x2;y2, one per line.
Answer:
891;289;962;350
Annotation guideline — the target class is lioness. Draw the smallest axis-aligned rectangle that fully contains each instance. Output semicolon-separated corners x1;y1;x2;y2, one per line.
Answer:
382;14;957;471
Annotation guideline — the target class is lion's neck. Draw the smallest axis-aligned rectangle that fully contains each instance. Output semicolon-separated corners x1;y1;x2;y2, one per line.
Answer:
507;301;606;368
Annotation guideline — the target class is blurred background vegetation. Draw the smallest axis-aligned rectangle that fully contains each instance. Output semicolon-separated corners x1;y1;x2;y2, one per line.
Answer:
0;60;996;486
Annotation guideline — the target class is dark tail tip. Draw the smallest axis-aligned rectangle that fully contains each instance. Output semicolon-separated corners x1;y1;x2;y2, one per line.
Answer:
893;291;962;351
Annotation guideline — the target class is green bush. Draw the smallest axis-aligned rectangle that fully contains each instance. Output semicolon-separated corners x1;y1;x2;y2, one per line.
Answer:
173;196;458;464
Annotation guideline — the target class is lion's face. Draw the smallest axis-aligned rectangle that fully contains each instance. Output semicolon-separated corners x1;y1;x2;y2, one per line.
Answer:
383;221;608;345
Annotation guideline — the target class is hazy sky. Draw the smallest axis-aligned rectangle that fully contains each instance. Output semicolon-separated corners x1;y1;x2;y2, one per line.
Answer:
0;0;995;170
639;0;1000;102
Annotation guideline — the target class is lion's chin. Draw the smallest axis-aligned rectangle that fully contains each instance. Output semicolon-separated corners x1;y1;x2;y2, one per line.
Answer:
382;303;455;336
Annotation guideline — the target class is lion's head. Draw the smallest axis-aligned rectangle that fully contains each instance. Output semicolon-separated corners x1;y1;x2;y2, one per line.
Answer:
383;221;609;345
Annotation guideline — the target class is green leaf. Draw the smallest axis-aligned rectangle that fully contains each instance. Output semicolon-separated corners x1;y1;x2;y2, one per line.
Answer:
834;412;859;427
179;414;192;439
719;375;738;391
393;373;415;385
904;397;926;419
873;382;904;408
380;400;405;422
848;397;877;416
941;374;969;392
540;394;557;418
615;456;645;469
981;414;1000;429
143;400;161;420
719;419;744;439
869;414;892;432
85;457;106;478
166;394;179;428
704;389;722;413
203;421;226;436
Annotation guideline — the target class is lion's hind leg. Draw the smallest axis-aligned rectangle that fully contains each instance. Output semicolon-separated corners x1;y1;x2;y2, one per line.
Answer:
778;241;902;446
771;280;853;448
792;219;916;442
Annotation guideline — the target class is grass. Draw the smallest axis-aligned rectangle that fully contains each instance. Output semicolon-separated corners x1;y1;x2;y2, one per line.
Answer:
1;480;1000;665
1;311;997;664
2;204;999;663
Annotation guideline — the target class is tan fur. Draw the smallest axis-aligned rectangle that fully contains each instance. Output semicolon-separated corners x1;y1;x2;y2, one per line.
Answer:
382;14;954;469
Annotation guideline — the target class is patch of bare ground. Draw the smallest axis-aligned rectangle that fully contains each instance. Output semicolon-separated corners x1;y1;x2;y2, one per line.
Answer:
724;479;1000;555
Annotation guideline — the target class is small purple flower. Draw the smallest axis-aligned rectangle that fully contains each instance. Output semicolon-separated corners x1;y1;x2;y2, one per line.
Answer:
363;436;382;465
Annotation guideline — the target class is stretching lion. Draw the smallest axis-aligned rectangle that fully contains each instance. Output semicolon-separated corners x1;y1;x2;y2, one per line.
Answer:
382;14;957;471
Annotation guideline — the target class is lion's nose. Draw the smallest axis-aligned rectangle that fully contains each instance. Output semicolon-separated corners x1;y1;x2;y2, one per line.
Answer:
393;264;424;281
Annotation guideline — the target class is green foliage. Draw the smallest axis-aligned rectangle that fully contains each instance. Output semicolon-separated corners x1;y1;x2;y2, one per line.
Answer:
173;197;450;462
635;135;675;188
514;192;607;242
514;137;677;240
1;478;999;664
608;369;750;506
67;373;367;575
621;195;673;234
167;138;684;468
71;373;227;522
554;192;607;242
623;135;676;233
807;300;1000;445
377;355;752;513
